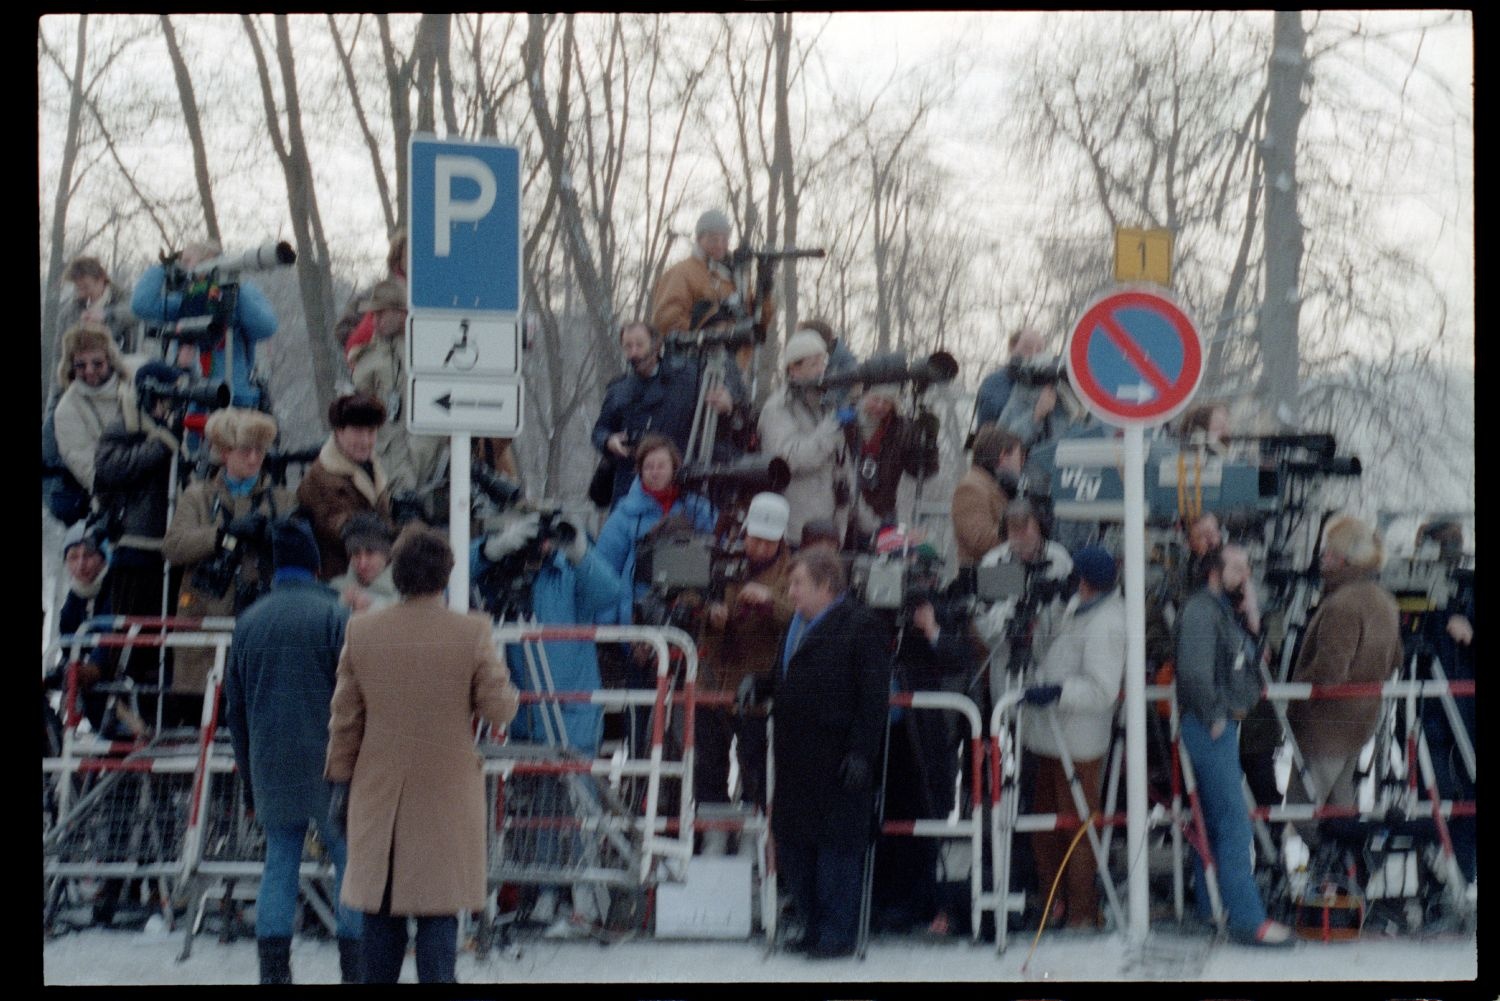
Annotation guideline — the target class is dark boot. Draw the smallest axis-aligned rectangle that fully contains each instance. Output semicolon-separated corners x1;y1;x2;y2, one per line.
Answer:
256;936;292;985
337;937;362;984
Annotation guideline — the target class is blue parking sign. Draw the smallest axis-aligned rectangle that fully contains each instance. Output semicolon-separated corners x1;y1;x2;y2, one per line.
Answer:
408;136;521;313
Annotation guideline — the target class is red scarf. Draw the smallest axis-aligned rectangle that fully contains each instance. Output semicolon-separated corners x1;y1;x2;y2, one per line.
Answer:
642;481;680;514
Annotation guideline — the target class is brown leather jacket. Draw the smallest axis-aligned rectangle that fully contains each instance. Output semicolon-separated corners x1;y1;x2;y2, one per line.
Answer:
698;546;794;693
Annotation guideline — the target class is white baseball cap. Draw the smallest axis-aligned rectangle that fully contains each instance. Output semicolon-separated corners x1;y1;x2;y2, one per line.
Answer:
743;492;790;541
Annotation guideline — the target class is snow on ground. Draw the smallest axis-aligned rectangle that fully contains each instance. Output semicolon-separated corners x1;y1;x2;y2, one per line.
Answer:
43;924;1478;987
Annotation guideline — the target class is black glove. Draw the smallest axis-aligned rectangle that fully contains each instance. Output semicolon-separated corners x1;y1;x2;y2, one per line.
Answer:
1023;684;1063;707
226;511;268;541
837;753;871;791
326;782;350;842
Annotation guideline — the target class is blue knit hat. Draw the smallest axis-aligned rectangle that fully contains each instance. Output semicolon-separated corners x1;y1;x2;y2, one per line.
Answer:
271;517;321;574
1072;545;1117;590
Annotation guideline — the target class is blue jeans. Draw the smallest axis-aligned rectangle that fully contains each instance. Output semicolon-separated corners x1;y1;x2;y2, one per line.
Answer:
258;822;362;940
362;912;457;984
1179;714;1266;934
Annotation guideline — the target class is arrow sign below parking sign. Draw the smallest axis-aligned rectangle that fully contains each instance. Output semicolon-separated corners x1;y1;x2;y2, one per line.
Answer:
1065;288;1204;428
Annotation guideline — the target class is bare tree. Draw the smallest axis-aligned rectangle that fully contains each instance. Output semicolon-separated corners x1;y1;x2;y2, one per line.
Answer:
39;15;89;405
159;15;220;245
242;14;341;415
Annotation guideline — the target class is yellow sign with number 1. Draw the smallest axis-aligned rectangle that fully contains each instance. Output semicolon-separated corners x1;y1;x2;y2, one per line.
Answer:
1114;227;1173;286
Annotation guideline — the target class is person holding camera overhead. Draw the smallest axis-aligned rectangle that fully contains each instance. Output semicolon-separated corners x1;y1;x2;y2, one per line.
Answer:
162;407;293;726
130;240;278;409
756;330;856;544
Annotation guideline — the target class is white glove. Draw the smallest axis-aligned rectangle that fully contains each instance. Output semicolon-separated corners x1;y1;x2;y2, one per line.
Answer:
484;511;541;560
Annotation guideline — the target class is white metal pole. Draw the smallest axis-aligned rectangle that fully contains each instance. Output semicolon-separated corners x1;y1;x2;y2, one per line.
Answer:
449;433;471;610
1123;424;1149;944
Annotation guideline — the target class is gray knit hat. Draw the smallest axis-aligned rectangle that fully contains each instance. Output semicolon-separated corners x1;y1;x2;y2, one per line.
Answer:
695;209;731;238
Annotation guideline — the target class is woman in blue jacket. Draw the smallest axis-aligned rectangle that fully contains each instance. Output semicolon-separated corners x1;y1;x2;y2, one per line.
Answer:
593;434;717;626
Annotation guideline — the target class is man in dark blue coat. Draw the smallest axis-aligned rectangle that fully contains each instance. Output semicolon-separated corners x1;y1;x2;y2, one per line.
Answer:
225;518;361;984
771;547;891;958
591;321;747;507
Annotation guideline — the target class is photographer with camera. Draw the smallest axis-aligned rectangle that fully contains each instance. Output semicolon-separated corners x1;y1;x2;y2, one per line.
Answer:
993;329;1070;449
973;497;1075;709
162;408;291;720
594;434;718;627
952;426;1026;573
93;361;185;619
974;327;1045;430
757;330;855;544
699;492;794;817
651;210;774;343
591;322;711;509
1018;545;1125;931
47;324;133;524
845;382;940;551
131;240;278;409
297;393;395;581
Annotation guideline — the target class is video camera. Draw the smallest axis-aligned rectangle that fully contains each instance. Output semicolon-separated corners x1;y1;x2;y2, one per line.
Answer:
191;515;272;612
473;506;581;620
1006;355;1067;389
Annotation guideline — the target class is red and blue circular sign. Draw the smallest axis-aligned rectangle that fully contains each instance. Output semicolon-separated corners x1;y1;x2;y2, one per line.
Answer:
1066;288;1204;428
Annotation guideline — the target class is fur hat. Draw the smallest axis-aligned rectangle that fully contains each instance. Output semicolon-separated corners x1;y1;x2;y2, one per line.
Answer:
204;407;278;453
1072;545;1118;590
744;493;790;542
327;392;387;429
271;517;321;574
55;323;124;389
783;330;828;369
695;209;731;238
359;277;407;314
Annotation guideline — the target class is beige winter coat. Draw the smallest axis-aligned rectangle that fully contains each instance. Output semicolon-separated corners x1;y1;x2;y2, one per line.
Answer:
325;596;519;915
951;465;1006;568
55;372;131;492
756;384;850;542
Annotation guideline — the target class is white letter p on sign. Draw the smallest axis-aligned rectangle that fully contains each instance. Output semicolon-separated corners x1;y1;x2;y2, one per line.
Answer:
434;155;497;257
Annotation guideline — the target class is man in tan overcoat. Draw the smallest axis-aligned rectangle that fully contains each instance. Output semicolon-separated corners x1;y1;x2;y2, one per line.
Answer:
1286;515;1403;848
324;524;518;983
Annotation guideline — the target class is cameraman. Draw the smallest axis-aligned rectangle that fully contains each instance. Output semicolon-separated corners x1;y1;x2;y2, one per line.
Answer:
163;408;292;725
846;383;939;550
757;331;855;544
974;327;1045;429
994;329;1065;449
476;507;624;934
699;492;794;814
651;209;774;342
973;497;1075;708
131;240;278;409
591;322;708;509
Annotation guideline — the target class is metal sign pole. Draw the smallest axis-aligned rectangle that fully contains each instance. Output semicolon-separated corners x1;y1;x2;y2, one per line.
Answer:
1122;424;1149;945
449;432;470;610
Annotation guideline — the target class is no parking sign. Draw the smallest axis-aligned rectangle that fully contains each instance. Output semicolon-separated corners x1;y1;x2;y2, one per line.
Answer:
1065;288;1203;428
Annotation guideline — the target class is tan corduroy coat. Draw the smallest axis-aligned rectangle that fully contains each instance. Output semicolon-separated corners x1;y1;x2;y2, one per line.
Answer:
951;465;1006;568
325;595;519;915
